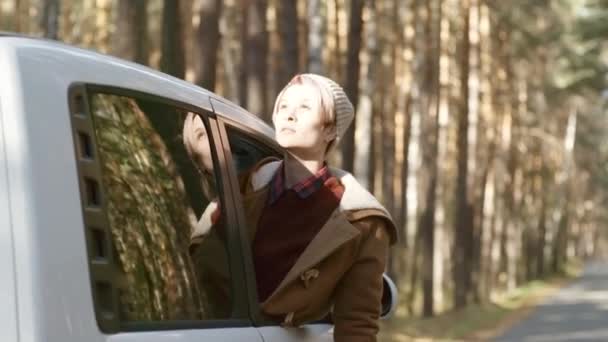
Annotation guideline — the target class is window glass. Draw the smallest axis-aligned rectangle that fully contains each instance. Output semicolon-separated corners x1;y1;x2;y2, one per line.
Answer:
226;126;280;177
88;92;233;323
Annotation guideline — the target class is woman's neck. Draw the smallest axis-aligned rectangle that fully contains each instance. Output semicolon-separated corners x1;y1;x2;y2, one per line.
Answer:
283;152;325;189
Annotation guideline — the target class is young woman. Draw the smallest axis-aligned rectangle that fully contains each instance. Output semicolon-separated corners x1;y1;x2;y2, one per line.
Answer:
185;74;397;341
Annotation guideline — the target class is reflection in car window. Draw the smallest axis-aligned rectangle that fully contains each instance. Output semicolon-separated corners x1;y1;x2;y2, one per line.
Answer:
88;93;233;323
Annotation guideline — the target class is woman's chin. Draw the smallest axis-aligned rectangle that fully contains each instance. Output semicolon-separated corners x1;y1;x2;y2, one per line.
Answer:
276;137;295;148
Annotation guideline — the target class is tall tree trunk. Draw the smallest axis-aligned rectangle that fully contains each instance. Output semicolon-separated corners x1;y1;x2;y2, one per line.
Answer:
307;0;325;73
180;0;194;82
241;0;268;118
406;0;426;313
537;174;547;277
14;0;26;33
41;0;60;39
353;0;378;189
113;0;148;65
219;0;242;102
380;0;396;217
340;0;364;172
94;0;112;53
470;0;491;302
420;0;441;317
453;0;471;309
275;0;299;93
432;0;452;312
552;108;577;273
194;0;221;91
160;0;185;79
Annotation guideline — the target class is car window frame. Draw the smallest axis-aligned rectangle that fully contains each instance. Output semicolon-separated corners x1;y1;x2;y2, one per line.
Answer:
67;83;255;333
213;113;295;326
216;116;337;328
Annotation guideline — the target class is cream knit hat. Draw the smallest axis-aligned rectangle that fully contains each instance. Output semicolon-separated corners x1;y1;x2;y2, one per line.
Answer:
274;73;355;150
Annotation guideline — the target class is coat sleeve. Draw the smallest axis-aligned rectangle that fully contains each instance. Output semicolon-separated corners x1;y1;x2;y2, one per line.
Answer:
331;217;391;342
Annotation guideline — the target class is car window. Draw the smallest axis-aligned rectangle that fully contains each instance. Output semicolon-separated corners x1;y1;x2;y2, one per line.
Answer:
220;124;282;317
227;126;281;176
69;88;244;332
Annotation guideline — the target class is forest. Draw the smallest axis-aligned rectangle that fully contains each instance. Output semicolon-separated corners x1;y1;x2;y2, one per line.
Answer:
3;0;608;330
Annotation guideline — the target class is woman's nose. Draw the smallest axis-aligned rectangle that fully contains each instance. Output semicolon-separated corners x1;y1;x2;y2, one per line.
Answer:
281;108;296;122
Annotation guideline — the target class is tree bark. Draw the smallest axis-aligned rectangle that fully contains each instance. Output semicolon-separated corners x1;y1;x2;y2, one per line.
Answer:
113;0;148;65
194;0;221;91
160;0;185;79
420;0;441;317
241;0;268;118
307;0;325;74
275;0;299;92
353;0;378;189
537;165;547;277
41;0;60;40
453;0;471;309
340;0;364;172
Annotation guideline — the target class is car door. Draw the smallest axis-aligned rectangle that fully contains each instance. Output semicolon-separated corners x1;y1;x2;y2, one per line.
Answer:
0;87;19;342
212;108;335;342
67;84;264;342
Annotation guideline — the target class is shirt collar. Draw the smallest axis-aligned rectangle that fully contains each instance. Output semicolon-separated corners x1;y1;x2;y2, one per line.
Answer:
268;161;332;205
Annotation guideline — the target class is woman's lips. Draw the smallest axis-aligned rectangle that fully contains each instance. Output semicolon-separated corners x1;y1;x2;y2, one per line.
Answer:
280;128;296;134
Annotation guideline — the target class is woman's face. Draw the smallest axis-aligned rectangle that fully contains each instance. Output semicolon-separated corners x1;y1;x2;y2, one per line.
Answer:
183;112;214;172
272;83;334;158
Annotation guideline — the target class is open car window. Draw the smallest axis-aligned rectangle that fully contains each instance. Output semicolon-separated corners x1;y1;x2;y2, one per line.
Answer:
68;86;251;333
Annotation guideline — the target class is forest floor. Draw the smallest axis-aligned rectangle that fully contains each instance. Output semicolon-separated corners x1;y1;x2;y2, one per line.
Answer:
379;262;582;341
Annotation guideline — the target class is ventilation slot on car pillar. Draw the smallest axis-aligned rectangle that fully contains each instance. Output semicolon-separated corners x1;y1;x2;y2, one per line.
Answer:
77;131;94;159
68;84;119;333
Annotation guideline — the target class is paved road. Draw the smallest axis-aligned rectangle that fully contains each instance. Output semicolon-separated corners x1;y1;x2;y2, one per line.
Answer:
495;261;608;342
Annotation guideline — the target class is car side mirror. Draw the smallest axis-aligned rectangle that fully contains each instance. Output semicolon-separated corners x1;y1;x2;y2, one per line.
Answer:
380;273;398;319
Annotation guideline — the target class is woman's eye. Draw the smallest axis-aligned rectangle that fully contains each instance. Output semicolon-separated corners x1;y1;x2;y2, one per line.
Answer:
300;104;311;110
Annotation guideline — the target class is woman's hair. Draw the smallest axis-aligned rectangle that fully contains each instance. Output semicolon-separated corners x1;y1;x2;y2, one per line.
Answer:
273;73;356;155
272;74;337;132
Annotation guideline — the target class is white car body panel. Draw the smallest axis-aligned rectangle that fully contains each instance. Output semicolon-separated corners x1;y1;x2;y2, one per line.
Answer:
0;37;266;342
0;43;19;342
258;324;334;342
106;329;263;342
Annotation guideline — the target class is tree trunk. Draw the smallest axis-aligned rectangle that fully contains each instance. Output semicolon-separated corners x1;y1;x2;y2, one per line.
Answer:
194;0;221;91
241;0;268;119
113;0;148;65
453;0;471;309
41;0;60;39
275;0;299;93
307;0;325;74
419;0;441;318
14;0;24;32
160;0;185;79
353;0;378;190
537;178;547;277
340;0;364;172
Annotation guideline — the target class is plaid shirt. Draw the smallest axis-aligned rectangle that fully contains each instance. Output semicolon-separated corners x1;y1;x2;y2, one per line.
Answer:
268;161;333;205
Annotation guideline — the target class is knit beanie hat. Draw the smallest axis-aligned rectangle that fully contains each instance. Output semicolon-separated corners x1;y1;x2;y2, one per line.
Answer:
274;73;355;150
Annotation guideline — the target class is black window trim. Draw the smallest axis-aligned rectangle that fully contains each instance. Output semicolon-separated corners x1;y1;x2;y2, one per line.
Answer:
215;119;292;326
67;83;254;333
209;97;283;157
217;119;336;327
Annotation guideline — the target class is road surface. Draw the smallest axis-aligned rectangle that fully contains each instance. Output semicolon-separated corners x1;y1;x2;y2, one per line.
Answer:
495;261;608;341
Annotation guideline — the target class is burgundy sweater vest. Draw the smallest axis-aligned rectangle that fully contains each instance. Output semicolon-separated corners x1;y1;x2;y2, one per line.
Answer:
253;177;344;302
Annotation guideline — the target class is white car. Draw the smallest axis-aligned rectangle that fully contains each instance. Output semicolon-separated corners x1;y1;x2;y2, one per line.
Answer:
0;34;396;342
